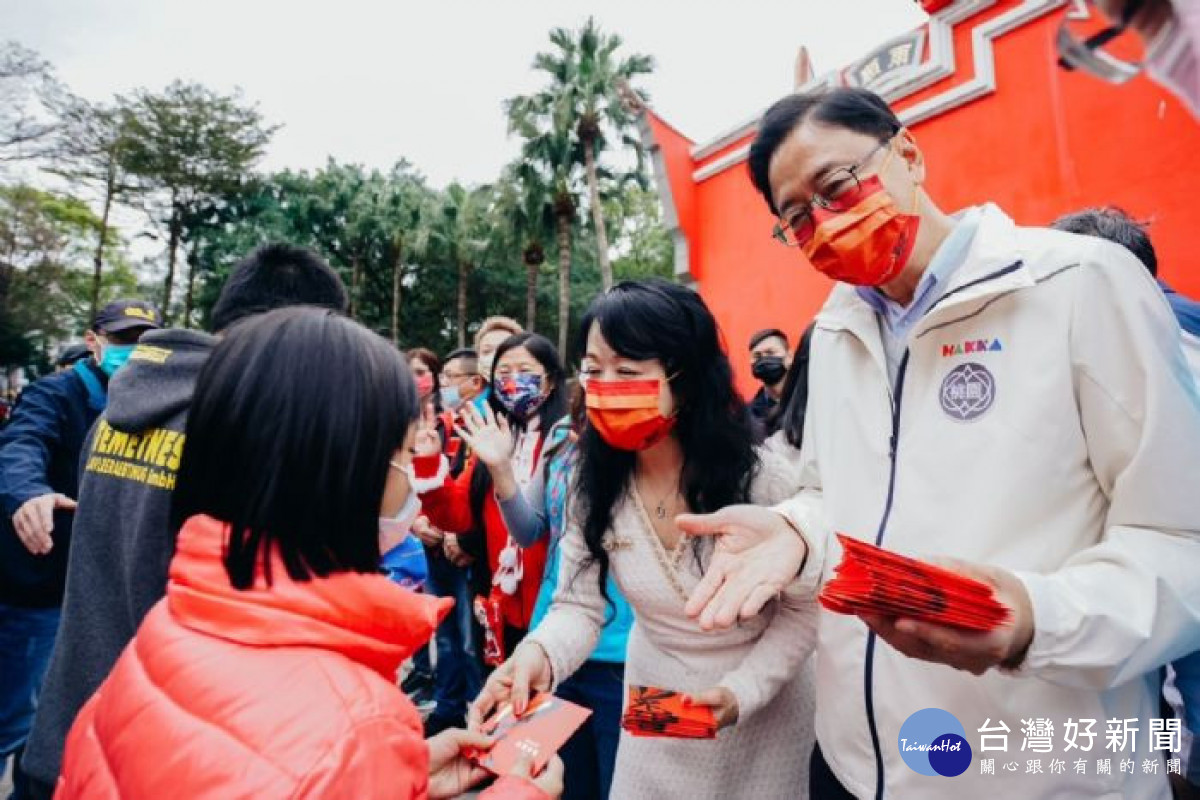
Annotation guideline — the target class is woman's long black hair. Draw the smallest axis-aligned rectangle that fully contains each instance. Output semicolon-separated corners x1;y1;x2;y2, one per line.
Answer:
173;307;418;589
467;332;569;540
574;279;758;604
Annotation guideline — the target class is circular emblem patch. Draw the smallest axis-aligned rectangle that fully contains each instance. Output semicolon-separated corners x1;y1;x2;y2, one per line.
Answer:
939;362;995;422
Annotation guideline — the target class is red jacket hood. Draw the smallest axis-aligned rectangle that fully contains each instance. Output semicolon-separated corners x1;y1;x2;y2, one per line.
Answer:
167;514;452;680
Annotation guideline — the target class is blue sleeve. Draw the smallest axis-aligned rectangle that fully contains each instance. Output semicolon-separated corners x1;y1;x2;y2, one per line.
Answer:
0;380;64;517
1166;291;1200;339
496;469;549;548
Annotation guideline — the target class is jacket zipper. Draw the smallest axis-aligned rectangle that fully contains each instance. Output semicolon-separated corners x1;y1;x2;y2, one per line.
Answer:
860;259;1024;800
863;350;909;800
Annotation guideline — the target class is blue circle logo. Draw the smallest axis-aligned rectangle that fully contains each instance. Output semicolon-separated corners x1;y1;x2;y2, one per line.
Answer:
898;708;972;777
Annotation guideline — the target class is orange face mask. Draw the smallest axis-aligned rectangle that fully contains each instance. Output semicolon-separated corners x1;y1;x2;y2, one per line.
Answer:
800;174;920;287
584;378;676;451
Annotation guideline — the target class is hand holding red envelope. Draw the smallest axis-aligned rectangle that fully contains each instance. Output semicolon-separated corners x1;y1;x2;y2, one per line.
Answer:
621;685;718;739
468;692;591;775
819;534;1010;632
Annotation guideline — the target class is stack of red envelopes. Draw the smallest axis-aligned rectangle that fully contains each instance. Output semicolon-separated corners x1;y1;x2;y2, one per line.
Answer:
469;693;592;774
819;534;1010;632
621;685;717;739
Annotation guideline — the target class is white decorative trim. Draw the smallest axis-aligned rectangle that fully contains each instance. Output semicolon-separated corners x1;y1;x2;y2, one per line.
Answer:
640;115;679;233
672;232;691;282
411;455;449;494
898;0;1064;127
691;112;764;161
694;142;751;182
687;0;998;161
639;111;698;283
688;0;1061;182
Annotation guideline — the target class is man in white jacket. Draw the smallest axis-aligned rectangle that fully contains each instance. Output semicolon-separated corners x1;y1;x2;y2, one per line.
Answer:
678;87;1200;799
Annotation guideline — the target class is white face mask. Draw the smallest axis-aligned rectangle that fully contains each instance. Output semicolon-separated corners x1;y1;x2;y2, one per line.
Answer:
379;468;422;552
1147;1;1200;118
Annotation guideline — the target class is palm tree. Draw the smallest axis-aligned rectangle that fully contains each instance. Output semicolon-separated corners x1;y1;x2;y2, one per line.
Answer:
516;18;654;291
494;161;555;331
428;182;490;348
503;102;582;355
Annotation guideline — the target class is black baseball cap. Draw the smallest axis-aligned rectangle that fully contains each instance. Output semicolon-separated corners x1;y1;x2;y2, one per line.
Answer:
92;299;162;334
55;343;91;366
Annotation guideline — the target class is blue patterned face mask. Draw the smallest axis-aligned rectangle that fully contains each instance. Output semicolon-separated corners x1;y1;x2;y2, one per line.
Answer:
495;372;548;420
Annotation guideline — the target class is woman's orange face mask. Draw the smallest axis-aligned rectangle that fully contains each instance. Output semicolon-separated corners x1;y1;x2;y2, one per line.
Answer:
584;377;676;451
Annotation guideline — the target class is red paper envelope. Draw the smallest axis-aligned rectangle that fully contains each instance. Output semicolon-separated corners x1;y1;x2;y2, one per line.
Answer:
819;534;1010;632
471;693;592;775
621;685;717;739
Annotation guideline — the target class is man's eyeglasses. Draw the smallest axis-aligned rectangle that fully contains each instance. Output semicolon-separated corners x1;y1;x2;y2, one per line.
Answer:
1056;0;1146;84
772;135;895;248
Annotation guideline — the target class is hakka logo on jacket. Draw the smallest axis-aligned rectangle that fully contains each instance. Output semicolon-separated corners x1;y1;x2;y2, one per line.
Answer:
942;337;1003;357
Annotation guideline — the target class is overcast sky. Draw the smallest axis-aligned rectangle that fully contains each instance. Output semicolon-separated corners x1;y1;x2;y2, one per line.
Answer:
6;0;928;187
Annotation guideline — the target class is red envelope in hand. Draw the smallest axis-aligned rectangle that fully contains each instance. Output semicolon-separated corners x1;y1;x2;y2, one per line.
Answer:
469;693;592;775
621;685;718;739
819;534;1010;631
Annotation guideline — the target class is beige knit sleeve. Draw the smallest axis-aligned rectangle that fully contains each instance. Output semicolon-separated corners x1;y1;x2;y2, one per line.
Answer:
521;506;606;688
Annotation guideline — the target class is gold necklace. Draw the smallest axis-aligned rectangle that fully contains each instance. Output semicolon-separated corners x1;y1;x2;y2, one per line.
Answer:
637;471;678;521
632;488;691;604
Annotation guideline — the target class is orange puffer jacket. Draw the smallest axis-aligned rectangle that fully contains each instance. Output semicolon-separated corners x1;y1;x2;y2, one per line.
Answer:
56;514;548;800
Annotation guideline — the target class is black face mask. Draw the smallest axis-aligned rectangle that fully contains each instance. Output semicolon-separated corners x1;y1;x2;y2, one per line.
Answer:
752;355;787;385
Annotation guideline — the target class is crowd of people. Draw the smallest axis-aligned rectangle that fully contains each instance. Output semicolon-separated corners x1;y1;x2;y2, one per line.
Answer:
2;1;1200;797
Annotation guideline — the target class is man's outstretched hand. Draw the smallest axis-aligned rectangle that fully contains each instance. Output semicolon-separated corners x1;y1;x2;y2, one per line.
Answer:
676;505;808;631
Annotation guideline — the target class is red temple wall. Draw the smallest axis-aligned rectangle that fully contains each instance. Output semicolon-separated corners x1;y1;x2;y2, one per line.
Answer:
667;2;1200;395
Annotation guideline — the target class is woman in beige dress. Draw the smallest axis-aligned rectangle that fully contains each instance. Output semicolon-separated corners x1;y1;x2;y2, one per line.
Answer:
472;279;815;799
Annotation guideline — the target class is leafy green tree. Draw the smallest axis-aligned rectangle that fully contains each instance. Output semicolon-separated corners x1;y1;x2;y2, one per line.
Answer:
0;41;64;165
0;184;136;368
118;81;274;325
513;19;654;291
492;161;555;330
607;184;674;281
426;182;493;348
49;98;138;318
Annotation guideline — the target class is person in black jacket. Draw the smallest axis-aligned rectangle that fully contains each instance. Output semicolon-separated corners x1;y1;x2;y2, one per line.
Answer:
0;299;161;798
747;328;792;435
18;244;348;800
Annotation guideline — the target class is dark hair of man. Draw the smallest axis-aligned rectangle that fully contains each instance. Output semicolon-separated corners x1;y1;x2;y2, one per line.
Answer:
172;307;418;590
1050;207;1158;277
408;347;443;414
772;323;815;449
467;332;569;533
445;347;480;373
574;279;758;607
748;87;903;216
749;327;789;353
209;243;349;332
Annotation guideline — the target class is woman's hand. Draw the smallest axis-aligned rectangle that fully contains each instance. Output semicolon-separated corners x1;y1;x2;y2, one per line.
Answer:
443;533;474;567
456;403;515;469
425;728;494;800
468;642;554;727
508;753;565;799
411;516;444;548
684;686;739;730
415;405;443;458
675;505;809;631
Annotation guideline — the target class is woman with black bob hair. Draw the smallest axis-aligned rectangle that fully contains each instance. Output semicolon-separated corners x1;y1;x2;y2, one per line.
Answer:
57;307;560;800
472;279;817;798
414;332;569;660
